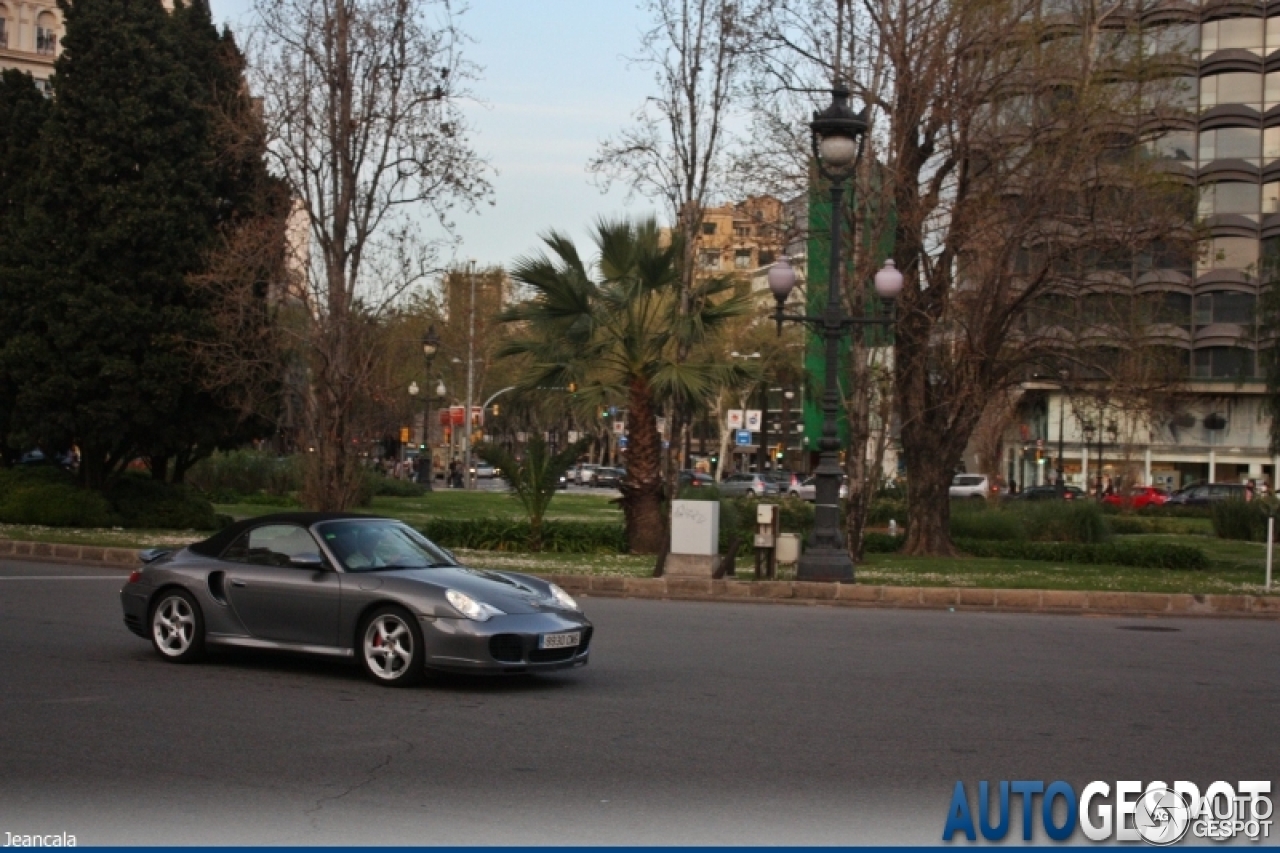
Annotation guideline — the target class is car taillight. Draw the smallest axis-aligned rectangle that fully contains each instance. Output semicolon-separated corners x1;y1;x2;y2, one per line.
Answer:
127;570;142;584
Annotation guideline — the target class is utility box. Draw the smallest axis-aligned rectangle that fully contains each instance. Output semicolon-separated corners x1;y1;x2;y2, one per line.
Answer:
667;500;722;577
775;533;800;564
754;504;779;579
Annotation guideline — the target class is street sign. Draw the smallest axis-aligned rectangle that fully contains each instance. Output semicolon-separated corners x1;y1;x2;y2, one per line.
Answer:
727;409;744;429
618;436;629;449
735;429;752;446
613;420;625;435
745;409;762;431
567;430;579;443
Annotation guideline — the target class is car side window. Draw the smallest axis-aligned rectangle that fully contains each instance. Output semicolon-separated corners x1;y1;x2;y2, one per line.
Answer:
222;524;322;568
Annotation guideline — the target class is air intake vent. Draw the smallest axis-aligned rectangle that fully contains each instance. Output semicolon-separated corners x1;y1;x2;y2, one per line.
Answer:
489;634;523;663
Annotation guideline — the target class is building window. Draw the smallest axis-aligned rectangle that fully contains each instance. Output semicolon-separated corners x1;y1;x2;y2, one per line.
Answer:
0;11;8;49
1148;131;1195;162
701;222;717;235
1199;127;1261;164
758;250;775;266
1201;18;1264;55
1200;73;1262;110
734;250;752;270
733;223;751;238
1198;236;1259;273
1193;347;1255;379
1199;182;1260;218
36;25;57;55
699;250;720;270
1143;23;1197;55
1195;291;1255;325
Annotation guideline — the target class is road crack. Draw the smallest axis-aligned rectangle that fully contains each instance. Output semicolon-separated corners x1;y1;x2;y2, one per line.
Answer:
306;734;415;823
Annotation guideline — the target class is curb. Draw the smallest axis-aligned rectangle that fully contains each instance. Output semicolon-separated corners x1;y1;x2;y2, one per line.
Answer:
0;538;140;569
3;538;1277;618
546;574;1280;618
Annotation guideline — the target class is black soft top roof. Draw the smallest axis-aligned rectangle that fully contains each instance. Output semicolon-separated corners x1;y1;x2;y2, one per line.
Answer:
188;511;389;557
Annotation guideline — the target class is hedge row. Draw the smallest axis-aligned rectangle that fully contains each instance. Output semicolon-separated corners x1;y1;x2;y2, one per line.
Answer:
954;538;1209;569
0;468;225;530
419;518;628;554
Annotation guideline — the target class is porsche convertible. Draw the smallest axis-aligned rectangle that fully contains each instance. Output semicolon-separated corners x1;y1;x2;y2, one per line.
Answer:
119;513;592;686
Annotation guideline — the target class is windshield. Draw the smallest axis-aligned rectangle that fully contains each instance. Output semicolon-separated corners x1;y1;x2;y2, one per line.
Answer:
316;520;457;573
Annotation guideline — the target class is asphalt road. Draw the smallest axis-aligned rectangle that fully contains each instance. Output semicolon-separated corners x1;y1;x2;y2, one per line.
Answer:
0;557;1276;845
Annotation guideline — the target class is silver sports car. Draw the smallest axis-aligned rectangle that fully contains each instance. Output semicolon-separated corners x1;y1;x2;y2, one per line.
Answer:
119;513;592;686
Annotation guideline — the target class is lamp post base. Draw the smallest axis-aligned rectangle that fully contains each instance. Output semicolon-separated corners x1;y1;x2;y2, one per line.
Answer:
796;546;855;583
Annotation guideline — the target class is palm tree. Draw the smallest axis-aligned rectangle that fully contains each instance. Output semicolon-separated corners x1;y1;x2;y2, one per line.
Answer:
500;218;750;554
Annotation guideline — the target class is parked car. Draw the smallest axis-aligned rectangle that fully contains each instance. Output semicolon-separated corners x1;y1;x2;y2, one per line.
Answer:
949;473;993;500
1165;483;1254;506
1101;486;1168;510
678;470;715;490
719;472;780;498
787;475;849;502
1005;484;1085;502
575;464;601;486
119;513;592;686
470;463;496;479
593;467;625;488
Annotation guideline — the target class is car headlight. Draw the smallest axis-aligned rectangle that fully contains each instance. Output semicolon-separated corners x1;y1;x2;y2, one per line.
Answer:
546;582;579;611
445;589;505;622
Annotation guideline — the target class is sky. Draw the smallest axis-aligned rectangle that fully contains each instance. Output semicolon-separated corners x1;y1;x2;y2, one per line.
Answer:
206;0;659;269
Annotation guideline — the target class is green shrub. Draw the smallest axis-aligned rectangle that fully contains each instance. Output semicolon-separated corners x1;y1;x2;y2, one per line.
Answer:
369;476;426;498
0;481;113;527
419;518;628;554
867;498;908;525
1211;499;1266;542
950;510;1027;541
1137;503;1212;519
1029;501;1111;544
863;532;903;553
185;450;301;499
1108;516;1209;536
234;492;302;508
954;538;1209;569
104;475;224;530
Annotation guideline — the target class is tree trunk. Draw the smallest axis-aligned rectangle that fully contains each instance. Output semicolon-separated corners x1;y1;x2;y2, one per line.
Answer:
149;455;170;483
619;376;665;555
901;451;958;556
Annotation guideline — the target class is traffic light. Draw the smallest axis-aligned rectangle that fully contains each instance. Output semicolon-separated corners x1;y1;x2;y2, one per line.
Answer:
601;407;609;418
491;404;500;417
568;382;578;393
774;443;785;460
444;427;451;442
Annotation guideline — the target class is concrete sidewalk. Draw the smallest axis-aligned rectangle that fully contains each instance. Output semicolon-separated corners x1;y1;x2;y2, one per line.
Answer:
3;537;1277;618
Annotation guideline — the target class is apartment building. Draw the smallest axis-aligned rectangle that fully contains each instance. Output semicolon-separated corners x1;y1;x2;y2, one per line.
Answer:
1003;0;1280;493
0;0;60;90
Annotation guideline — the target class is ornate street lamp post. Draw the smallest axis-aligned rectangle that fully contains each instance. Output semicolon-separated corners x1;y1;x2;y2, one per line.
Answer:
420;326;440;491
766;83;903;582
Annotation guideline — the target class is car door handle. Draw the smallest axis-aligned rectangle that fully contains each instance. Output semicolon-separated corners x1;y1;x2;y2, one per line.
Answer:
230;579;247;588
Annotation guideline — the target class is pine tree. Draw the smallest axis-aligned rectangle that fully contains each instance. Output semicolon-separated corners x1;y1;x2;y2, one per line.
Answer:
1;0;281;487
0;70;52;464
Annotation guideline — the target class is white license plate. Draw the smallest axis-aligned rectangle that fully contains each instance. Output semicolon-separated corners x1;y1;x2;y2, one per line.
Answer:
539;631;581;649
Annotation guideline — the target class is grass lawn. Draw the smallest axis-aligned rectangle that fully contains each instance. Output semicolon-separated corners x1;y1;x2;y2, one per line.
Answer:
3;492;1277;595
0;524;210;550
214;490;624;526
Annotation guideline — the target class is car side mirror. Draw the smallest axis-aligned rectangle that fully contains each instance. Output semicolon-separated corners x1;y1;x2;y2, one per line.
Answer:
291;553;327;570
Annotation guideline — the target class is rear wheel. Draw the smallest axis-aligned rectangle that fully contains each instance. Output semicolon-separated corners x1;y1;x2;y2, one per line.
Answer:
149;589;205;663
358;606;425;687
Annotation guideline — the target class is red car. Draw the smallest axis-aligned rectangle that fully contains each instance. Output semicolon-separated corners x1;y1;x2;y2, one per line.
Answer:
1101;486;1168;510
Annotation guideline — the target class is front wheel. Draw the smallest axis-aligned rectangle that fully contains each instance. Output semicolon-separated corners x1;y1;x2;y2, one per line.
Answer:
358;606;425;687
150;589;205;663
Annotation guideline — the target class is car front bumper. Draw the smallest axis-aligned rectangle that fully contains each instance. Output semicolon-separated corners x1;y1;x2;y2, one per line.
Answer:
420;611;592;674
